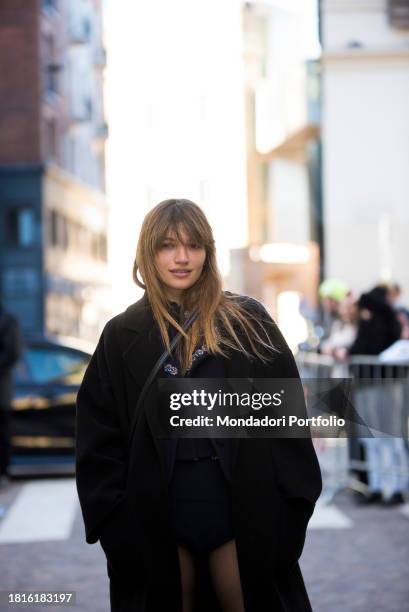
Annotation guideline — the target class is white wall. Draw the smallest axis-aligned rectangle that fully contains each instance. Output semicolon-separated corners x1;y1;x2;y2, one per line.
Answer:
322;0;409;297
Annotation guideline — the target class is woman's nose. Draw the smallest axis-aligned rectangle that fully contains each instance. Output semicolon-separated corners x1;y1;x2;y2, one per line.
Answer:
174;244;189;262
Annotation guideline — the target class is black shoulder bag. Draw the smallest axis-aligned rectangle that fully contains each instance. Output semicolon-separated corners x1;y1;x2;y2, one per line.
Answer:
129;309;198;443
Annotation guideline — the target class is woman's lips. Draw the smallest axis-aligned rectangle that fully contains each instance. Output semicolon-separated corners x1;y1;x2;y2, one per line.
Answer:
170;270;191;278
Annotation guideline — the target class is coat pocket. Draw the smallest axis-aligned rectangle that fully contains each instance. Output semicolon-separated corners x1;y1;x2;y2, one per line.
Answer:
99;499;130;553
99;498;146;581
276;496;314;576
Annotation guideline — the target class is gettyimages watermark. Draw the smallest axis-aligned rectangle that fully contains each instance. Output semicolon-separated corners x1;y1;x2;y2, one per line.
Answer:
154;377;409;438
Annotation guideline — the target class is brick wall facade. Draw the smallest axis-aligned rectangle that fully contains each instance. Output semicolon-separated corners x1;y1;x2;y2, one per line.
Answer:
0;0;41;164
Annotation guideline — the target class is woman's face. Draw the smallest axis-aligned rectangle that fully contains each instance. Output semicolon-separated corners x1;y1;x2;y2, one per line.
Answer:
154;225;206;303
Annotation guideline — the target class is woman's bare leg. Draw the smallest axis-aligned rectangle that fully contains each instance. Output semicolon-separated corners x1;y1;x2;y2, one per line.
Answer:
208;540;245;612
178;545;196;612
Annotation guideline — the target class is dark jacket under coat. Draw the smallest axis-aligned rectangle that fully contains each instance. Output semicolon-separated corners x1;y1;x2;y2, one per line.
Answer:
0;307;23;407
349;287;401;356
160;321;232;483
75;292;322;612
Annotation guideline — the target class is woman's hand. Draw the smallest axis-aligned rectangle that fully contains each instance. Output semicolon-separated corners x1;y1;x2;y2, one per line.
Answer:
99;498;147;583
99;499;130;556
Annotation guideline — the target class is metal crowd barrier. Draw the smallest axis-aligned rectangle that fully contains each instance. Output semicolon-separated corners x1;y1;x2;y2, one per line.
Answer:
295;351;409;505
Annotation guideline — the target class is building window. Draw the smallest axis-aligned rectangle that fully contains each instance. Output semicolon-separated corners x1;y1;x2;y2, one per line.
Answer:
7;208;36;247
48;209;107;260
45;118;57;159
91;234;99;259
42;0;58;12
83;17;92;40
2;268;39;297
68;137;76;173
98;234;108;261
46;62;60;94
60;216;68;250
43;35;61;95
85;97;93;119
97;151;106;191
50;210;58;246
49;210;67;250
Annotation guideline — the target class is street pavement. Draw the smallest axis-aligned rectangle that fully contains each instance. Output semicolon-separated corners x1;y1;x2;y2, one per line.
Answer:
0;479;408;612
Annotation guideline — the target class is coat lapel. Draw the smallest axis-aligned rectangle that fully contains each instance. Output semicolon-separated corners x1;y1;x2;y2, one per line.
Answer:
121;293;165;391
122;325;166;450
120;294;170;477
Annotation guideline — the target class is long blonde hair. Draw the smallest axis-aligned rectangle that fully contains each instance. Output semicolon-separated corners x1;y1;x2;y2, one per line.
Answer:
133;199;279;373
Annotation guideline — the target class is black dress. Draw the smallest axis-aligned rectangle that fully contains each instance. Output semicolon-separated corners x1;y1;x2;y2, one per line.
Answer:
158;304;234;557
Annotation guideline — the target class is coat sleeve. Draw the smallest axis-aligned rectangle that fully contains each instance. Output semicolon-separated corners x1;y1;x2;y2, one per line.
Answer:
267;348;323;504
75;321;128;544
248;298;323;505
246;298;323;574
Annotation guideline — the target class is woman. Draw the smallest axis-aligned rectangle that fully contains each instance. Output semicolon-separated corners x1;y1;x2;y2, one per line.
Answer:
75;199;322;612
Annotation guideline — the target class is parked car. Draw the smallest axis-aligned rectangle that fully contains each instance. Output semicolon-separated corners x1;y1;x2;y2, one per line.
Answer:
10;335;93;476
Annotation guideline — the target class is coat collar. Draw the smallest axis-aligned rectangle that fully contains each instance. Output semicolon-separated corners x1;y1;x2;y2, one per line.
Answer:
120;292;210;393
120;293;166;400
120;291;153;333
120;292;254;387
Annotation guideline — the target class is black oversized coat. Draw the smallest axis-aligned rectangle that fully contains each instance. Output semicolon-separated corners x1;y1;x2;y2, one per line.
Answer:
75;292;322;612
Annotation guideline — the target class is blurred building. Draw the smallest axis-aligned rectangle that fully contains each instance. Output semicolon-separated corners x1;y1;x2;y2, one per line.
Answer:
321;0;409;296
0;0;110;344
229;0;322;348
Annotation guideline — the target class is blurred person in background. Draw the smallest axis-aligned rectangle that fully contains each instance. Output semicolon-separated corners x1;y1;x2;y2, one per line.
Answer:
320;294;358;363
348;285;407;506
385;282;409;314
377;282;409;360
384;282;409;339
0;299;23;489
317;279;350;347
298;296;321;351
298;279;351;352
349;285;401;356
